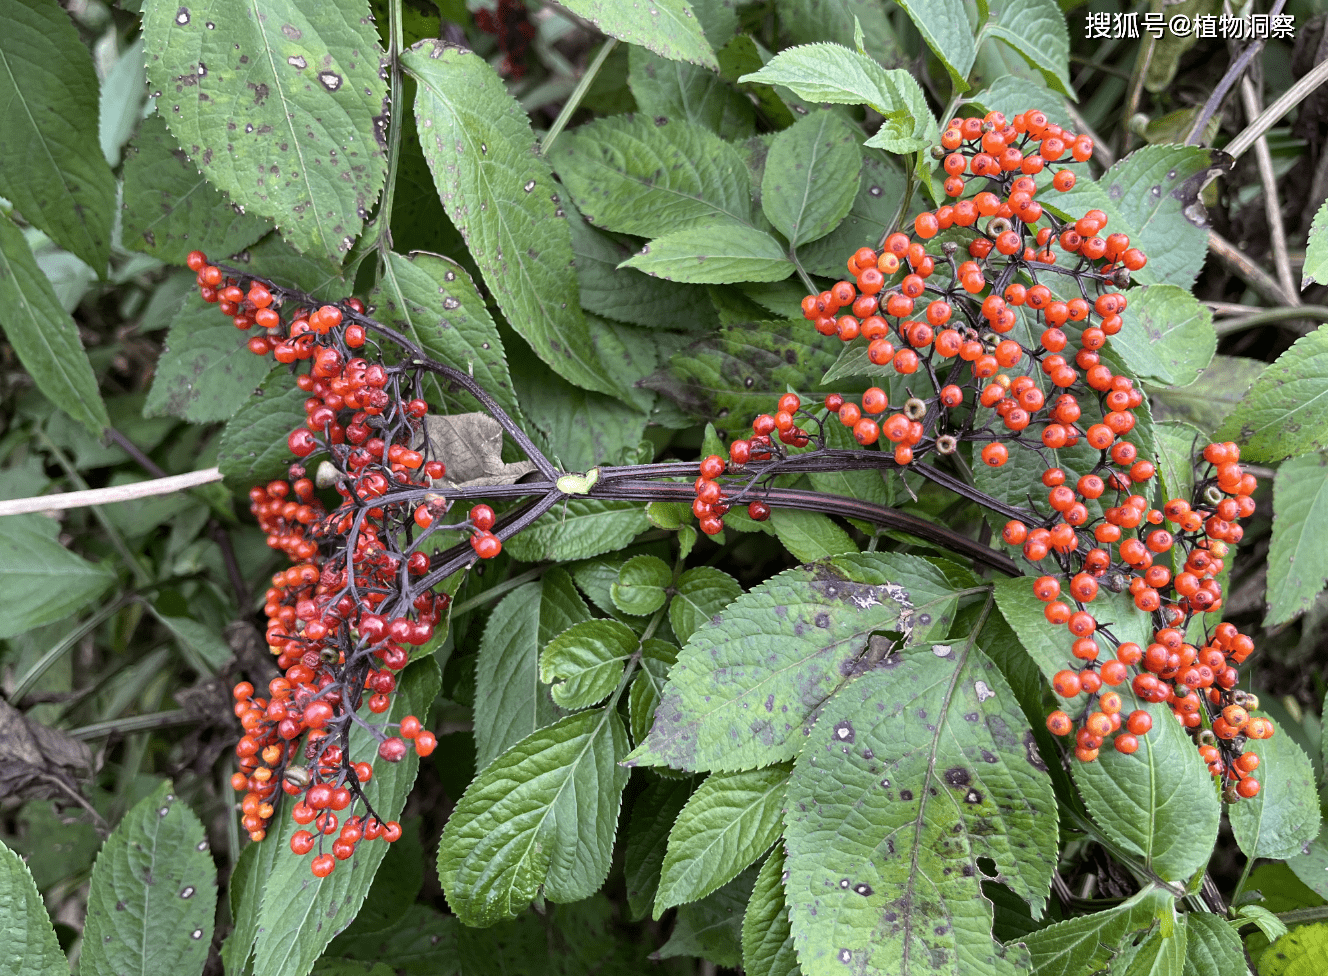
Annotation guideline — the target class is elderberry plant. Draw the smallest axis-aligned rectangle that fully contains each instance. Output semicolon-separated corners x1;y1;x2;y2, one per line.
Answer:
3;4;1328;976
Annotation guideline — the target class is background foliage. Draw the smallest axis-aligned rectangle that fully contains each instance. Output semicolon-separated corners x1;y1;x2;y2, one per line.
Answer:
3;0;1328;975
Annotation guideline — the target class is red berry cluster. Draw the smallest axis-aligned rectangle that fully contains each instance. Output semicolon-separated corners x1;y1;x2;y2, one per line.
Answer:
688;112;1268;798
185;249;493;873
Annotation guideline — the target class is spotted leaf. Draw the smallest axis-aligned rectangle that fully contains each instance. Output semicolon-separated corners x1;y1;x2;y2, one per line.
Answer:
81;781;218;976
782;636;1057;976
143;0;388;264
627;552;962;773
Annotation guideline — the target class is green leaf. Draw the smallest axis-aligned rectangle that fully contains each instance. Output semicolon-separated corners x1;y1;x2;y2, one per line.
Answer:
1149;355;1264;431
777;0;906;65
769;508;857;561
894;0;976;89
783;640;1057;976
0;211;109;434
966;75;1075;131
509;339;650;472
549;114;752;237
625;776;696;921
628;46;755;138
143;0;386;263
121;114;272;264
503;499;649;563
761;110;861;247
988;0;1072;95
1019;886;1175;976
145;292;276;423
641;319;841;429
249;659;439;976
669;566;743;645
1184;911;1248;976
622;220;794;284
217;370;308;485
155;613;235;671
630;639;679;748
1266;454;1328;625
568;206;718;332
0;0;115;270
474;569;589;768
656;866;758;968
1238;903;1289;948
611;555;672;616
1056;145;1223;290
656;765;789;914
437;708;631;926
743;847;802;976
1217;325;1328;461
1258;922;1328;976
1109;285;1216;388
1230;717;1322;861
1112;907;1188;976
559;0;717;69
627;552;960;772
993;576;1152;708
328;904;459;975
82;782;217;976
100;37;148;167
368;250;521;421
0;514;116;640
1305;200;1328;289
1152;421;1203;516
739;44;936;154
404;42;625;400
221;825;278;975
539;619;636;710
799;152;907;278
1072;695;1220;883
0;839;67;976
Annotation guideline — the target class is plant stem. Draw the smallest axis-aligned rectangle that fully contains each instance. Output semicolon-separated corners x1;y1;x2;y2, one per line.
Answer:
1275;905;1328;925
1225;55;1328;160
1213;305;1328;336
540;38;617;156
372;0;407;261
0;467;224;517
68;709;195;740
1239;76;1299;304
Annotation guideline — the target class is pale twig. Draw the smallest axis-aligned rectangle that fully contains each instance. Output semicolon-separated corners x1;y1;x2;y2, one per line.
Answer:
1207;229;1297;307
1226;58;1328;160
1239;76;1299;303
1212;305;1328;336
1184;0;1288;147
1062;101;1115;169
0;467;224;517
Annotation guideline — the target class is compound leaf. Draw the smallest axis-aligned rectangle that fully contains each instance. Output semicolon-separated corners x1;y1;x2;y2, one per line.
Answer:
1072;697;1220;883
0;839;66;976
1217;325;1328;461
0;0;115;270
1230;717;1321;861
539;619;636;710
1266;454;1328;625
249;659;439;976
656;765;790;914
549;115;752;238
559;0;717;69
121;113;271;264
743;847;802;976
405;41;626;400
624;776;695;921
894;0;976;89
143;0;388;264
761;110;861;247
0;514;116;640
783;639;1057;976
82;781;217;976
217;370;309;485
437;708;631;926
989;0;1072;95
145;292;276;423
627;552;960;773
1109;284;1215;388
0;211;109;435
369;250;521;421
475;569;589;768
503;500;649;563
669;566;743;645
